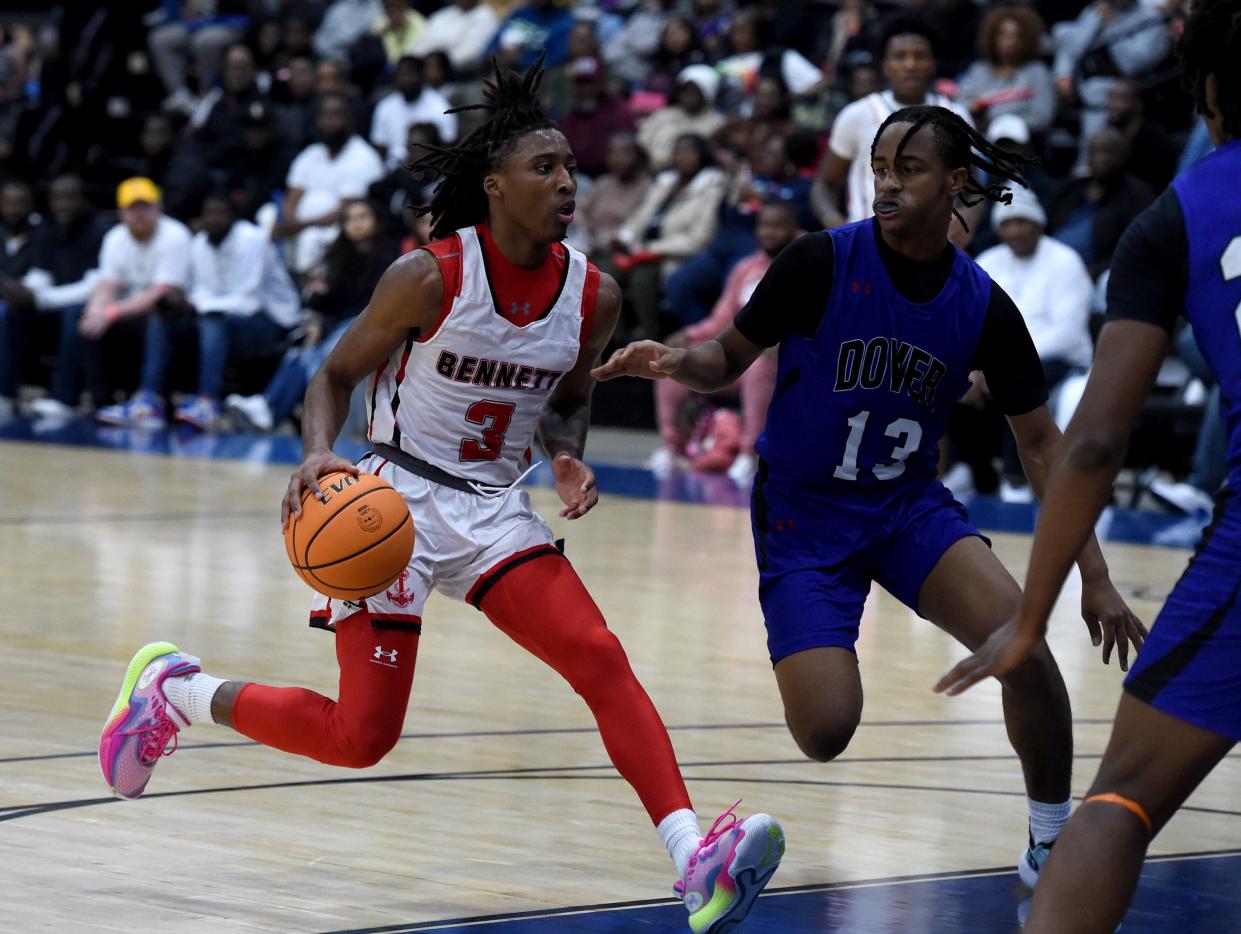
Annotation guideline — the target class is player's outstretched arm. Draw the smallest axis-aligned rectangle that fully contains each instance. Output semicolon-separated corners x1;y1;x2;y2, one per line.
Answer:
538;273;621;520
591;324;764;393
283;251;443;528
935;319;1168;695
1007;402;1148;670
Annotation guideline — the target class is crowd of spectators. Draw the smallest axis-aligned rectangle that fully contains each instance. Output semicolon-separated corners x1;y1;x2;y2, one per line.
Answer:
0;0;1218;508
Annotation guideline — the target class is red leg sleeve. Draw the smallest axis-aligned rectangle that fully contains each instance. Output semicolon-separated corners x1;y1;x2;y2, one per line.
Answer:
232;613;420;768
478;554;693;823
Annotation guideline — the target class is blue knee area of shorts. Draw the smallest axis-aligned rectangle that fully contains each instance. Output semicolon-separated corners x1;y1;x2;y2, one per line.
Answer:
753;475;989;663
871;481;990;611
1124;522;1241;742
760;565;869;663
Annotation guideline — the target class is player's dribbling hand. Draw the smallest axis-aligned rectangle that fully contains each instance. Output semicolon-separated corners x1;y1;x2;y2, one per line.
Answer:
1080;576;1147;671
933;618;1040;696
552;452;598;520
281;450;360;531
591;341;687;382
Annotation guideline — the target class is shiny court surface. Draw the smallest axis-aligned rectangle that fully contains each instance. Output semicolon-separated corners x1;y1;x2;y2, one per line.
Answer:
2;424;1238;932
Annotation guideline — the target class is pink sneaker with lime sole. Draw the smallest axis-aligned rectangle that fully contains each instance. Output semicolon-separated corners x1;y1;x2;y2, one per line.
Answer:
99;642;200;799
675;802;786;932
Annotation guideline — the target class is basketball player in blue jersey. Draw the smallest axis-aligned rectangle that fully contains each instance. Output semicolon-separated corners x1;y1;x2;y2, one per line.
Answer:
596;105;1147;881
936;1;1241;928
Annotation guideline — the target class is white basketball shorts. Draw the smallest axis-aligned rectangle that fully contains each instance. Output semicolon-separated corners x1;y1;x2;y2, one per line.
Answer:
308;452;560;632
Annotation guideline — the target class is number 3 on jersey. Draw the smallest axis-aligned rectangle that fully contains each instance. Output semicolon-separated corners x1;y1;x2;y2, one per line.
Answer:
460;400;516;462
833;410;922;481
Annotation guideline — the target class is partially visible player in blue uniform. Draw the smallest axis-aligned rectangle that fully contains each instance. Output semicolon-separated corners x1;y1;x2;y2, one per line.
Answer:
596;105;1146;880
937;1;1241;929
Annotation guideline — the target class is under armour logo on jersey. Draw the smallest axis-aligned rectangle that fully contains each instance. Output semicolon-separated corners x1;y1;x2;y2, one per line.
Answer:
373;646;399;666
510;301;533;319
850;280;873;296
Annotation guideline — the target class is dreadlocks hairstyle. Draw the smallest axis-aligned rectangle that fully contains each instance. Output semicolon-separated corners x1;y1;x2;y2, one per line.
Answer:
407;53;557;240
869;105;1039;231
1179;0;1241;140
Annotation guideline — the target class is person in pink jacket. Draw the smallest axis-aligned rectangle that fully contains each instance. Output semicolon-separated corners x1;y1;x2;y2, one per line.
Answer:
650;200;800;482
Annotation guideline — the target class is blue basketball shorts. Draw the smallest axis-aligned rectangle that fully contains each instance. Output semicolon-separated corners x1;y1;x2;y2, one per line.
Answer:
752;466;988;663
1124;496;1241;741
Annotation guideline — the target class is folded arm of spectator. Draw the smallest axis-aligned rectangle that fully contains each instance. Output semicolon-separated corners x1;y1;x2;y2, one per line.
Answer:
22;266;100;310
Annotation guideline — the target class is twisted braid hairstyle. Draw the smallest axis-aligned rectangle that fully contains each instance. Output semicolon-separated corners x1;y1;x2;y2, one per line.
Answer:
870;105;1039;230
407;53;558;239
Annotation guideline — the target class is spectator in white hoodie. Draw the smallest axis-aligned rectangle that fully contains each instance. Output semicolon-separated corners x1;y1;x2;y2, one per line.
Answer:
976;189;1095;498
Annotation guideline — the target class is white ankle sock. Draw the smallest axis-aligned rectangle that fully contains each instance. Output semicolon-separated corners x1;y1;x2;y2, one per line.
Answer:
1028;797;1072;845
161;671;228;727
658;808;702;877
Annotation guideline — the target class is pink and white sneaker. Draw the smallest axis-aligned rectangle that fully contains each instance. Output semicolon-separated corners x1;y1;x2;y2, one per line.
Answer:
99;642;200;799
675;802;785;933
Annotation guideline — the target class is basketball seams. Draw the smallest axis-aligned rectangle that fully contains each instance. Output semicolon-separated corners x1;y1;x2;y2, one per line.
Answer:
286;471;415;600
301;560;405;598
300;483;383;562
298;508;412;570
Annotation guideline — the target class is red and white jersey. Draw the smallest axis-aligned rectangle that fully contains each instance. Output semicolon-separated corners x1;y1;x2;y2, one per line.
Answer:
367;225;591;486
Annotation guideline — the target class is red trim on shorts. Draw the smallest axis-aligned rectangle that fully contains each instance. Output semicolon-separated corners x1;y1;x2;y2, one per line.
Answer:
465;544;565;609
580;261;601;351
415;233;463;343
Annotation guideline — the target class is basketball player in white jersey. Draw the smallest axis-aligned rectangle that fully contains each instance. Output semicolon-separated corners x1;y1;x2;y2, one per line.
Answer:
98;57;785;934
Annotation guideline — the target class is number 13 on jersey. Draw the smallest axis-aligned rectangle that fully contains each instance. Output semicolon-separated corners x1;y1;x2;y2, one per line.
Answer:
832;410;923;482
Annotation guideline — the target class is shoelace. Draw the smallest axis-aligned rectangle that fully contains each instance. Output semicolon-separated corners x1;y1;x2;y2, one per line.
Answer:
467;460;543;498
121;709;181;765
700;799;742;850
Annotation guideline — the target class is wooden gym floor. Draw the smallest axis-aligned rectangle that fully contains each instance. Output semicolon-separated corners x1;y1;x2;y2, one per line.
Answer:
2;434;1238;933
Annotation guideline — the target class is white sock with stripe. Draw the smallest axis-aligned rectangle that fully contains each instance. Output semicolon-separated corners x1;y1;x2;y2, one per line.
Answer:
1028;797;1072;845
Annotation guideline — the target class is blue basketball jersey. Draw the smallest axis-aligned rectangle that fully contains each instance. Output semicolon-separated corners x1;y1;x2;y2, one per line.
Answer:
1174;140;1241;497
756;219;994;494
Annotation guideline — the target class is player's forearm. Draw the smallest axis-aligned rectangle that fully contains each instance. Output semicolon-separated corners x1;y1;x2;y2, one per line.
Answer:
674;339;742;393
301;366;354;456
1019;429;1127;637
538;396;590;461
1019;427;1112;583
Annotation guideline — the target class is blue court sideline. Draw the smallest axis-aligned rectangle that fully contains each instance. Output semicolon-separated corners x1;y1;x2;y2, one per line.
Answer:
323;851;1241;933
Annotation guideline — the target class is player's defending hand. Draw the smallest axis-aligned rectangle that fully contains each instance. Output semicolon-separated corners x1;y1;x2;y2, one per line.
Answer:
281;450;360;530
933;618;1041;696
591;341;687;382
1080;576;1147;671
552;452;598;520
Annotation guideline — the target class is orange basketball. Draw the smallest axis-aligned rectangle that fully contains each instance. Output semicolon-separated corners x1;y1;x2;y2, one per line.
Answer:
284;471;415;600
